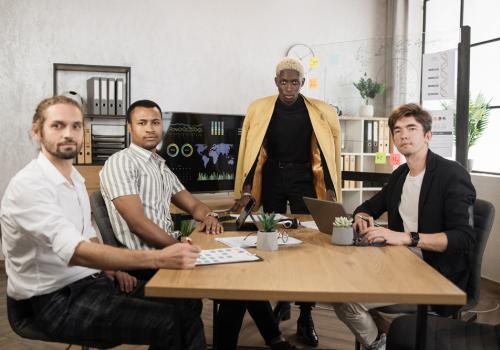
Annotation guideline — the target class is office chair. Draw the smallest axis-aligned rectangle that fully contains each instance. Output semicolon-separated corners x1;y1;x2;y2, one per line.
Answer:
354;199;495;349
89;190;122;247
7;296;118;349
386;314;500;350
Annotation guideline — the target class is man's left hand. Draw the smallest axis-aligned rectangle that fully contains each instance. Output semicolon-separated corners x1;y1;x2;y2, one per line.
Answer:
362;227;409;246
105;270;138;293
200;216;223;234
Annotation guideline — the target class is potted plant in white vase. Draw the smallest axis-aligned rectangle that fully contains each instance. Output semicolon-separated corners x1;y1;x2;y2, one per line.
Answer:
331;216;354;245
353;73;385;118
178;219;197;242
256;212;279;251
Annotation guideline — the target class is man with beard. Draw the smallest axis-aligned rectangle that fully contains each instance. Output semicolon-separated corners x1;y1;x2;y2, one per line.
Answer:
0;96;206;349
333;103;476;350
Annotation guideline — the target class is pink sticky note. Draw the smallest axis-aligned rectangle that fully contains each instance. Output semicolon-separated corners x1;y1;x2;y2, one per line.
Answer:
389;153;401;166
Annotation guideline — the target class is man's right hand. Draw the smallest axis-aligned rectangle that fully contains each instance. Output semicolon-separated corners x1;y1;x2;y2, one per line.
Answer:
156;243;201;269
353;212;374;235
230;195;252;213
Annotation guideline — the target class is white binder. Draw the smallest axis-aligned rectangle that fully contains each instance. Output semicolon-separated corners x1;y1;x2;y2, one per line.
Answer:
99;78;108;115
86;77;100;115
116;78;125;115
107;78;116;115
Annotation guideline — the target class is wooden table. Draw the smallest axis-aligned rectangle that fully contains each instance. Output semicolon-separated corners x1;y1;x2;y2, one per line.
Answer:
146;227;466;349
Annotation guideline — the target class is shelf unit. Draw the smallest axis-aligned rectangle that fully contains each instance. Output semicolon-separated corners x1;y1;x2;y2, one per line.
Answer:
339;116;394;213
53;63;131;165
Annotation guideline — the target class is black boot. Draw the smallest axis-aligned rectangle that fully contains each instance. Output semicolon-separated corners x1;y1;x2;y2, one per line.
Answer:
296;305;319;347
273;301;291;322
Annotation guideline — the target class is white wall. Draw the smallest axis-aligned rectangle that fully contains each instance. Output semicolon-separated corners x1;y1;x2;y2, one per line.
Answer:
472;174;500;282
0;0;387;197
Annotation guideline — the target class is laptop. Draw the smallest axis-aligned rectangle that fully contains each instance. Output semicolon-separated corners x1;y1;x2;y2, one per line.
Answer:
222;197;260;231
303;197;349;234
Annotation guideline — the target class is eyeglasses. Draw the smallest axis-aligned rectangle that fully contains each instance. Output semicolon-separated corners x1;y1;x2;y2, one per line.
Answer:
278;230;289;243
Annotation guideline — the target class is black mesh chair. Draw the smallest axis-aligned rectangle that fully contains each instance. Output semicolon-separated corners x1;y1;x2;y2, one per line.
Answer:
7;296;118;349
89;190;122;247
387;314;500;350
355;199;495;349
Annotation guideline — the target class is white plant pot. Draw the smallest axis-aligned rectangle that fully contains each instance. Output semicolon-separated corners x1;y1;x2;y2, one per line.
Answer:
257;231;278;251
359;104;374;118
331;227;355;246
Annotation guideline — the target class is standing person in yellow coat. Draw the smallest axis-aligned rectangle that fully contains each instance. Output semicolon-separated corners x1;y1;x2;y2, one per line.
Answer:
231;57;342;347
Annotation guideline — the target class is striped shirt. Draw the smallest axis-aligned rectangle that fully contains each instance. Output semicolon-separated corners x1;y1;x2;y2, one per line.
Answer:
100;143;185;250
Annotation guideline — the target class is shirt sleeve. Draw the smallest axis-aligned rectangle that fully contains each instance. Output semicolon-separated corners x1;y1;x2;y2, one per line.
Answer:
3;178;88;265
166;167;186;195
100;154;139;200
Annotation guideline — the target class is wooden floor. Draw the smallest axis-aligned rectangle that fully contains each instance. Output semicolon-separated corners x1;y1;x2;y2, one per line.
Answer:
1;262;500;350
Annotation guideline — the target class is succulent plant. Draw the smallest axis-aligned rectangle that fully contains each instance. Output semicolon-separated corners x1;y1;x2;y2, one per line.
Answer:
257;212;279;232
333;216;353;228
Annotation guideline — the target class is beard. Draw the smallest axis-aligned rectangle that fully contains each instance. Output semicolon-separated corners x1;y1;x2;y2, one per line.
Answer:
42;139;81;160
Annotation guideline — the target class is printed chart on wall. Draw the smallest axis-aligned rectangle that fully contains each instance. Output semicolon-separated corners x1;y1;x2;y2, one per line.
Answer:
157;112;244;192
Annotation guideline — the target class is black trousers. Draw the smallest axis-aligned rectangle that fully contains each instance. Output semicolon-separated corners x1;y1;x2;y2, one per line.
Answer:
262;160;317;311
261;160;316;214
216;300;281;349
29;273;206;350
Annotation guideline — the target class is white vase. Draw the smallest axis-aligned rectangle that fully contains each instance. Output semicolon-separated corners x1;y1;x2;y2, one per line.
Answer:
257;231;278;251
331;227;355;246
359;104;374;118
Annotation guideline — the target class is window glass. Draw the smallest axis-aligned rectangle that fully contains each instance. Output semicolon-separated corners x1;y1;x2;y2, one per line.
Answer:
469;108;500;173
464;0;500;43
470;43;500;107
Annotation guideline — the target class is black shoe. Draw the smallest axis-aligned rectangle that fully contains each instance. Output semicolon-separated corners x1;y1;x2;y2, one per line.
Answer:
273;301;291;322
270;340;297;350
296;312;319;347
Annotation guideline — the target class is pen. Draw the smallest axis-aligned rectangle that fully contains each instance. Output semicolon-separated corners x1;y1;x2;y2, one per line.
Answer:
356;214;382;227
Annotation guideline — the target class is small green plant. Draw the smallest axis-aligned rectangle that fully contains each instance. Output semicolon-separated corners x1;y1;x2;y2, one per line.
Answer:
258;212;279;232
179;219;197;238
333;216;353;228
468;93;490;148
353;73;385;105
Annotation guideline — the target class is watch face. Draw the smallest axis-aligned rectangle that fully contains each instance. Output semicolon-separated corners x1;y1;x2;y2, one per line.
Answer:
286;44;315;74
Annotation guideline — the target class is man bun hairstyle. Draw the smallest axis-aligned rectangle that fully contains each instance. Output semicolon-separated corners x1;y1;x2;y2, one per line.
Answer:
276;57;305;80
126;99;163;123
32;95;84;135
388;103;432;135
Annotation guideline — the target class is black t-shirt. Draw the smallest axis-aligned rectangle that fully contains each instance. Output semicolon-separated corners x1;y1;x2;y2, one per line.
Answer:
266;96;312;162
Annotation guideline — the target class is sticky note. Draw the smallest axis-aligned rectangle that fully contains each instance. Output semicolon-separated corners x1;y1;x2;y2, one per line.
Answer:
389;153;401;165
309;56;319;69
375;152;387;164
308;77;318;89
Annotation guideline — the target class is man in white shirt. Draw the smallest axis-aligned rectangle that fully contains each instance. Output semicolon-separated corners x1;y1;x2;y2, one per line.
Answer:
0;96;206;349
333;103;476;350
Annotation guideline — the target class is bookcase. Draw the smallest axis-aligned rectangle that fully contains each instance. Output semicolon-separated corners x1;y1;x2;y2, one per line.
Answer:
53;63;131;166
339;116;394;213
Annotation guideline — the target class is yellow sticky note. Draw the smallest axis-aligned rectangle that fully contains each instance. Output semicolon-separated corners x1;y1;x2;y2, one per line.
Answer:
308;77;318;89
375;152;387;164
309;56;319;69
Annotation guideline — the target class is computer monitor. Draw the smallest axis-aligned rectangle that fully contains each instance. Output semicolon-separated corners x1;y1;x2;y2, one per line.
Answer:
157;112;244;193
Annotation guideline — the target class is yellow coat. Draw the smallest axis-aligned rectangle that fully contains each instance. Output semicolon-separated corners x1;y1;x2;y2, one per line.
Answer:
234;95;342;207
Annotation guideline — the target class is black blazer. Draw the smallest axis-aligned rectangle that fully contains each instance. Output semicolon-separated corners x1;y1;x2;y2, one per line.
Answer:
354;150;476;313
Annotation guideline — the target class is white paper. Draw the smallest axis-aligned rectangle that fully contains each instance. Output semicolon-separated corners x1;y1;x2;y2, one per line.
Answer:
422;49;456;100
215;235;302;248
300;221;319;230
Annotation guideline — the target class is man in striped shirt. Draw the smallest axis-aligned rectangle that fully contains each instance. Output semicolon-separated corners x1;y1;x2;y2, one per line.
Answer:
100;99;223;280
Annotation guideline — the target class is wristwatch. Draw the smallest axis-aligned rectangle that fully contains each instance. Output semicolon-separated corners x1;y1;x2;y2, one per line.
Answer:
205;211;219;219
409;231;420;247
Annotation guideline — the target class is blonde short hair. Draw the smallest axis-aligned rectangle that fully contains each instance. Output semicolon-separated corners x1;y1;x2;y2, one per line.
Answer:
276;57;304;79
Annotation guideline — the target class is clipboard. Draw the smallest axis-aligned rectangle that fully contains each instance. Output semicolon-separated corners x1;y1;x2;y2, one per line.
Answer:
195;247;263;266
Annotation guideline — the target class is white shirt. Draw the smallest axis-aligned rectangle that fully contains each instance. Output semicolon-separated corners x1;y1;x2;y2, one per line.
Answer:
0;153;99;300
100;143;185;250
399;170;425;257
